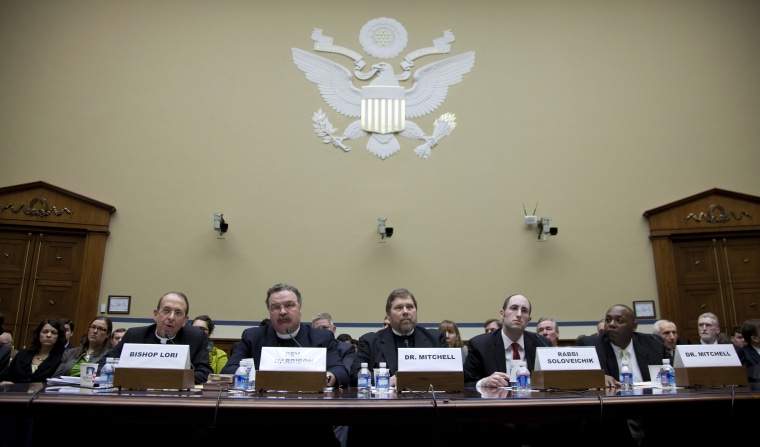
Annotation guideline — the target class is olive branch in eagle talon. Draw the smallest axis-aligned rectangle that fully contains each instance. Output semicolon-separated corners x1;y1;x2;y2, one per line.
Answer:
312;109;350;151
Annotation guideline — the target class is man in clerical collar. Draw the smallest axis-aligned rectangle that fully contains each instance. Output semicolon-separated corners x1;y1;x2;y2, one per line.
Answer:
350;288;447;387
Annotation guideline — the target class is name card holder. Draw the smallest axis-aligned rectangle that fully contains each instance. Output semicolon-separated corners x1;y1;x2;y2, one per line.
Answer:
396;371;464;392
255;371;326;393
531;370;605;391
113;368;195;390
674;366;748;387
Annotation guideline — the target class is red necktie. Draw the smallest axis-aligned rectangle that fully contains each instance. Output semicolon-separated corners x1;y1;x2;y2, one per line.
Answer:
511;342;520;360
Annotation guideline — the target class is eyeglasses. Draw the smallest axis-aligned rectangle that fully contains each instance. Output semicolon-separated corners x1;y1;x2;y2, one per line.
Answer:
159;307;186;318
88;325;108;333
269;302;298;313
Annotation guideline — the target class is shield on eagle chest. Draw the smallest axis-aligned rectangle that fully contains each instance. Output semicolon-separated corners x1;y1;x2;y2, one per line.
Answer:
361;86;406;134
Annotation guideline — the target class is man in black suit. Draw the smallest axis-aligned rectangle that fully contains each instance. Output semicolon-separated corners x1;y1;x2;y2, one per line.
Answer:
577;304;667;387
101;291;212;384
464;294;550;388
222;283;348;388
350;287;447;387
739;319;760;382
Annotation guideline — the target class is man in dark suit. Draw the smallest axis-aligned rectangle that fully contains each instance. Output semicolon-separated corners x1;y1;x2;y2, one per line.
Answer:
350;287;447;387
222;283;349;388
312;312;355;373
101;291;212;384
738;318;760;382
577;304;667;387
464;294;550;388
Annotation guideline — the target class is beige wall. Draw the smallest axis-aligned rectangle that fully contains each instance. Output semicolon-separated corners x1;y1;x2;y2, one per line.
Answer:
1;1;758;341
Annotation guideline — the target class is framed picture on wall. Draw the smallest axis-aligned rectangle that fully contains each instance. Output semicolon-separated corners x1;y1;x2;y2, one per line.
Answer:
108;295;131;314
633;300;656;319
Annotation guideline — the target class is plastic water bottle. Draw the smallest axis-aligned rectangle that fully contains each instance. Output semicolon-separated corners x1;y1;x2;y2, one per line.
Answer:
357;362;371;391
99;357;115;388
375;362;390;393
620;360;633;391
516;361;531;392
234;364;249;391
659;359;675;389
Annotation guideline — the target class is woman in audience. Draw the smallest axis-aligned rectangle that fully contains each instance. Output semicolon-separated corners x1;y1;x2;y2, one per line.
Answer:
53;316;112;377
192;315;228;374
0;318;66;384
438;319;468;363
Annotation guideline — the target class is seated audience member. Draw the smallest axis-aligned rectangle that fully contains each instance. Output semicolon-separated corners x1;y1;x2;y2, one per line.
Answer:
0;331;17;362
729;326;746;348
110;328;126;347
738;319;760;382
652;319;678;361
483;318;502;333
536;317;560;347
312;312;356;373
697;312;721;344
716;333;731;344
100;291;212;384
382;315;390;329
438;319;468;363
337;333;354;344
1;318;66;384
54;316;113;377
597;318;605;335
59;318;75;350
576;305;668;445
259;318;271;327
192;315;229;374
464;294;550;388
351;288;447;388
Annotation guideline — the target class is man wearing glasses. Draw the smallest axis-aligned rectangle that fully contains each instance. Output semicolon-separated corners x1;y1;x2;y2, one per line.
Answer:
222;283;348;388
100;291;212;384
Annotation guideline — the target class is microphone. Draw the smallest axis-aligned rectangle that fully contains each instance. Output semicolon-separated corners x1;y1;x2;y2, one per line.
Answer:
286;327;302;347
165;332;176;344
650;334;674;355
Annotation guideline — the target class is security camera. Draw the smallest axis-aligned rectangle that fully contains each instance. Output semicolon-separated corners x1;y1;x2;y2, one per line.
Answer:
378;218;393;239
385;227;394;238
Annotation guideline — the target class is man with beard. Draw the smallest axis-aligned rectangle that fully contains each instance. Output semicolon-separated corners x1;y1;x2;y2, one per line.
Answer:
697;312;721;344
222;283;348;388
350;288;447;388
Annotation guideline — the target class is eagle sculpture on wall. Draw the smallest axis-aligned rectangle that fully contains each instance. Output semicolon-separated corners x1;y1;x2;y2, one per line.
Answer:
292;18;475;160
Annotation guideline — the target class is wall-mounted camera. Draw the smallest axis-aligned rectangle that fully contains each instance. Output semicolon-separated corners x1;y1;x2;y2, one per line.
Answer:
214;213;229;236
378;218;393;239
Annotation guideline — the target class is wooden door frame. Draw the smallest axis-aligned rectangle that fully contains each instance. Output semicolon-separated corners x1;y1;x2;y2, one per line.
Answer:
0;181;115;347
643;188;760;338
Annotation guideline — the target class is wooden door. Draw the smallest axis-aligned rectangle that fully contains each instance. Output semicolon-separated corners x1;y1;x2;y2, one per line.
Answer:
0;182;115;350
672;236;760;342
0;231;87;348
644;188;760;344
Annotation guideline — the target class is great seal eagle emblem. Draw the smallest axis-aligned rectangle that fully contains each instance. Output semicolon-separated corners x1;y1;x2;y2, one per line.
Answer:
292;17;475;160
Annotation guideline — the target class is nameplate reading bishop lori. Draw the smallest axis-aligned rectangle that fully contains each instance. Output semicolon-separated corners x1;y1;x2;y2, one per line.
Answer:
118;343;190;369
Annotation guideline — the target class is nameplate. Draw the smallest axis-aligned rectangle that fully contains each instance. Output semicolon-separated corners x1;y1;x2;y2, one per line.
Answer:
259;347;326;371
118;343;190;369
534;347;601;371
673;345;741;368
397;348;463;372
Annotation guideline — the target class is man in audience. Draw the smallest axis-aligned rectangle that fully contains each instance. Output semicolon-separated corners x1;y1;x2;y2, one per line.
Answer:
382;315;390;329
597;318;605;335
738;319;760;382
464;294;550;388
110;328;126;347
0;332;17;361
697;312;721;344
483;318;502;333
101;291;212;384
222;283;348;388
59;318;75;349
536;317;560;347
351;288;447;387
312;312;355;373
653;319;678;360
730;326;746;349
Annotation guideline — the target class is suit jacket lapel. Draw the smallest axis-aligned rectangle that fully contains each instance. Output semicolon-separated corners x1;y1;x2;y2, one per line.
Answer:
380;329;399;373
493;332;507;373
